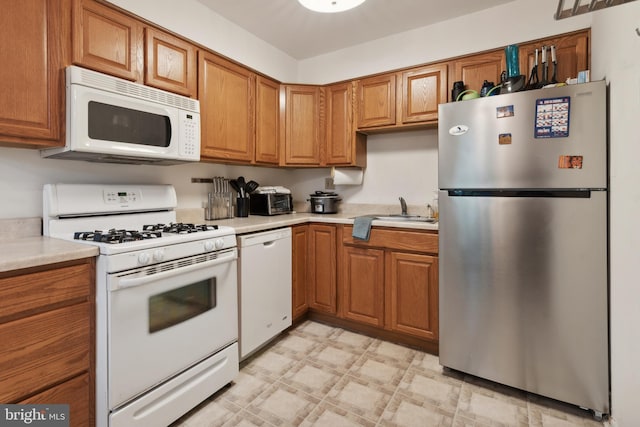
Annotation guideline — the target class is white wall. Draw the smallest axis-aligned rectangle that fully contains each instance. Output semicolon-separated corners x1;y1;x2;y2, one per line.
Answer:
591;3;640;426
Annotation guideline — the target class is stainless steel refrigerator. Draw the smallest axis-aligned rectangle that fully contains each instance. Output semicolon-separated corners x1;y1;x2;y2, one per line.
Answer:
438;81;609;417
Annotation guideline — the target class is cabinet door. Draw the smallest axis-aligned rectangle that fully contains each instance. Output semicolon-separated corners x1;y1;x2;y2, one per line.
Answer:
291;225;309;321
325;82;353;165
357;74;396;128
72;0;143;81
387;251;438;340
255;76;280;165
400;64;448;124
449;49;505;98
0;0;68;146
144;27;197;97
283;85;322;165
519;30;589;85
0;303;90;402
20;374;91;427
307;224;337;314
341;246;385;327
198;51;255;163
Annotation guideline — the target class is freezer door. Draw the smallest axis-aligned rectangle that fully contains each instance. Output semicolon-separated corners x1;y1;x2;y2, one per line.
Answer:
438;190;609;414
438;81;607;190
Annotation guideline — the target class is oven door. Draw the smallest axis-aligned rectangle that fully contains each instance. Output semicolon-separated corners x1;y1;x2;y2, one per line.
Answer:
107;248;238;409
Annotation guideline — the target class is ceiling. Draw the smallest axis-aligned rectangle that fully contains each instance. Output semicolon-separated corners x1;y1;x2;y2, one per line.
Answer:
196;0;517;59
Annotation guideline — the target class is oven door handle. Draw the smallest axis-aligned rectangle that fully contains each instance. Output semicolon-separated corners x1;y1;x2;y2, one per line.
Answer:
114;250;237;290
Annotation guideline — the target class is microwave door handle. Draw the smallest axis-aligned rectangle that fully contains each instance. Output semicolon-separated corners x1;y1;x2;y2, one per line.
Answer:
113;250;236;290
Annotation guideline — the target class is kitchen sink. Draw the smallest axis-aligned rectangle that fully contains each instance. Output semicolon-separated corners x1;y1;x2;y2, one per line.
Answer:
353;214;437;223
374;214;437;223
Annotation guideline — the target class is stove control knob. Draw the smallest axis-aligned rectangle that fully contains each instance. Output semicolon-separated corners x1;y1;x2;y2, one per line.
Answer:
204;241;215;252
138;252;151;265
214;238;225;249
153;249;165;262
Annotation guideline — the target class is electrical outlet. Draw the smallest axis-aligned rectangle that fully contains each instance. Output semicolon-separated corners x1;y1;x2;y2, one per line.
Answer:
325;177;335;190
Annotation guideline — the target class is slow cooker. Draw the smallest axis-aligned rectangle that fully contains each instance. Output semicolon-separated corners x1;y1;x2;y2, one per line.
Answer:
308;191;341;214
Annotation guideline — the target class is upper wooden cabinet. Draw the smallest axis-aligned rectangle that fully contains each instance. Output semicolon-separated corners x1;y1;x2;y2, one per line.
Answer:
449;49;505;98
144;27;197;97
73;0;198;97
325;82;366;167
255;76;281;165
198;51;255;163
356;64;447;131
519;30;589;86
400;64;448;124
72;0;143;81
282;84;323;166
0;0;69;148
357;74;396;128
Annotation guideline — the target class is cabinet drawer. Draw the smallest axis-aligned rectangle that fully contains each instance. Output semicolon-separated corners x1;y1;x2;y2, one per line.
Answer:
343;226;438;254
0;261;93;322
20;373;91;427
0;303;91;402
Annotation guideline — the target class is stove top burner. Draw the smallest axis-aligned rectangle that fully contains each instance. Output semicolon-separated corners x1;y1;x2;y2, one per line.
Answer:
144;223;219;234
74;229;162;244
73;223;220;244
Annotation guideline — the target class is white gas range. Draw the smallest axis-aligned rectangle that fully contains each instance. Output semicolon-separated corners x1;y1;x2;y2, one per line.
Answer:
43;184;239;427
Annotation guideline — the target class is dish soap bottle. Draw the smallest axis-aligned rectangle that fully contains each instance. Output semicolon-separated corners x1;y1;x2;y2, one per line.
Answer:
431;192;439;220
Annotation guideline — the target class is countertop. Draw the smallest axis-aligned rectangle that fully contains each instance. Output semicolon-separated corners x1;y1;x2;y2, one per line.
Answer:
0;236;99;273
0;205;437;272
177;203;439;235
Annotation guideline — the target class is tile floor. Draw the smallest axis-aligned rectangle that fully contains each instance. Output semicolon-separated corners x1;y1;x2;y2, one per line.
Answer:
172;320;607;427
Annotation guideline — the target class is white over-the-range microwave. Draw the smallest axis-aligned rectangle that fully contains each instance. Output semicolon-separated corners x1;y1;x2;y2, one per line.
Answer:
41;65;200;165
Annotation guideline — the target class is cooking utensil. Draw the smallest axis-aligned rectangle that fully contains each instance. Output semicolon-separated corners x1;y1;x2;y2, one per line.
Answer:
550;45;558;84
237;176;246;198
229;179;241;194
245;180;259;194
540;45;549;85
526;48;540;90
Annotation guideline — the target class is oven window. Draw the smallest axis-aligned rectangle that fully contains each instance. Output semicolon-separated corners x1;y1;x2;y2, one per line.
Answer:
148;279;216;333
88;101;171;147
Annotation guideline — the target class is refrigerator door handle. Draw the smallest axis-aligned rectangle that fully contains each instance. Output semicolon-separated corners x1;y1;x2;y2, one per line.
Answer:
447;189;595;198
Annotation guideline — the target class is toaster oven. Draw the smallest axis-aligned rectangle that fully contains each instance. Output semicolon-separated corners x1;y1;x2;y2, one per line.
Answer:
249;193;293;216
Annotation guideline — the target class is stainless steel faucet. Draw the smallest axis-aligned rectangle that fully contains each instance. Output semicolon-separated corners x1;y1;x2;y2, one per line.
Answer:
399;197;407;216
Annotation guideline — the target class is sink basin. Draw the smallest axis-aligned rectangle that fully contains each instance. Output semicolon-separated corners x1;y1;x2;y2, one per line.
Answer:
352;214;436;223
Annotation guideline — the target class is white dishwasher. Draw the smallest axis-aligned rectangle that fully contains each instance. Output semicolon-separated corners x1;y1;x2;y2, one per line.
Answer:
237;227;292;360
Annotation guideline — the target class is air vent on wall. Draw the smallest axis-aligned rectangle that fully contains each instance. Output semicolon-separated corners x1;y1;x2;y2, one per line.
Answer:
555;0;637;19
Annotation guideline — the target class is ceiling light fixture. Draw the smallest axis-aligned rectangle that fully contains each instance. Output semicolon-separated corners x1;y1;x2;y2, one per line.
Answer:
298;0;367;13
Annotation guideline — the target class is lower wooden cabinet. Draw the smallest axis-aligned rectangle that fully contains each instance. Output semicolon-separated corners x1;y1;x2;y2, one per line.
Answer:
0;258;95;426
307;224;337;314
298;223;439;351
291;224;309;322
340;245;384;327
340;226;439;342
386;251;438;341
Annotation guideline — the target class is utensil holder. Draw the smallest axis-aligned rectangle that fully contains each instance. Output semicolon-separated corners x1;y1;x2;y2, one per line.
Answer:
235;197;250;218
206;192;233;220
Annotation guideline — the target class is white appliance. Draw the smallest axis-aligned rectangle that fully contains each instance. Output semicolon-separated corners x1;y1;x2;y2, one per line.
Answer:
41;66;200;165
43;184;238;427
237;228;292;360
438;81;609;418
